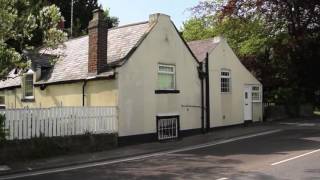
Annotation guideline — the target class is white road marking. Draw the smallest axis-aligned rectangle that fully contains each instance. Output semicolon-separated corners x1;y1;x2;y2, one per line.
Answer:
0;166;10;172
280;122;316;127
216;178;229;180
271;149;320;166
0;129;282;180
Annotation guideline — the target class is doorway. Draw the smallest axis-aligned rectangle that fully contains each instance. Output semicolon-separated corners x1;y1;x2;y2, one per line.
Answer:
244;85;253;121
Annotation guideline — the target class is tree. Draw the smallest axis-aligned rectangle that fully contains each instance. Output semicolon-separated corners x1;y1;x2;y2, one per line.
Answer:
0;0;67;79
222;0;320;109
182;16;269;57
103;8;119;29
47;0;119;37
182;18;213;42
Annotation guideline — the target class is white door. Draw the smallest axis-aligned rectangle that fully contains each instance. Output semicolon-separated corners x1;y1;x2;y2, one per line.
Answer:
244;86;252;121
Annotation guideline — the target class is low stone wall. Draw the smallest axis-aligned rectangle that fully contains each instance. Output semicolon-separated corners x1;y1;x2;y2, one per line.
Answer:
299;104;314;117
0;133;117;163
264;105;288;121
264;104;315;121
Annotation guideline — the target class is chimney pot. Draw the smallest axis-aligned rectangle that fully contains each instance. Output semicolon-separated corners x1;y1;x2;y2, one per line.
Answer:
149;13;170;25
92;9;104;21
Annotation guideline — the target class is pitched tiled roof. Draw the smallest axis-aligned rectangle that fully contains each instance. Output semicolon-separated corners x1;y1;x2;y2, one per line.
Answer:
0;21;152;89
0;69;21;89
187;38;220;62
108;22;151;63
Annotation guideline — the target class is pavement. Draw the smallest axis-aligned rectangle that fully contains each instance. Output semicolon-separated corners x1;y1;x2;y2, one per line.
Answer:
1;117;320;180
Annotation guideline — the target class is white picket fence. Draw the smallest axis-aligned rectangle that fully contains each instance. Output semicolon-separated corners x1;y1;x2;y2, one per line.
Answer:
0;106;118;140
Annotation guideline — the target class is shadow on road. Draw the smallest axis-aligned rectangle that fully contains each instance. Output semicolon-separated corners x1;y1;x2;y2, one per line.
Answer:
180;129;320;156
18;128;320;180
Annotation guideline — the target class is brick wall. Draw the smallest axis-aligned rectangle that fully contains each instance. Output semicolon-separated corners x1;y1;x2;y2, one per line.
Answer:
88;9;108;74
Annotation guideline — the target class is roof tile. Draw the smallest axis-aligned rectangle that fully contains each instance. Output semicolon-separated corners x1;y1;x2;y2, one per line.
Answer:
187;38;220;62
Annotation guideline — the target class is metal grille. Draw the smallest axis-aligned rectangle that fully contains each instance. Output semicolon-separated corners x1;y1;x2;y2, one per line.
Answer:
157;117;178;140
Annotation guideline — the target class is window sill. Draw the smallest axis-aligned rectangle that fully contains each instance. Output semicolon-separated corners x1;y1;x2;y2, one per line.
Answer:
155;90;180;94
21;97;35;102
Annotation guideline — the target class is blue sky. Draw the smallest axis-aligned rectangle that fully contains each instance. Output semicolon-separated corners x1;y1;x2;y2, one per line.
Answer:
98;0;198;29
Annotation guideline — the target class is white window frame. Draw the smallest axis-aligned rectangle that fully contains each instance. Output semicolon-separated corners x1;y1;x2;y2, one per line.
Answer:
252;85;262;102
158;64;176;90
23;69;34;99
221;69;231;93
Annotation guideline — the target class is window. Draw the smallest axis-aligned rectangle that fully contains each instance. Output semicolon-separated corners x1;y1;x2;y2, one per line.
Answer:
157;116;179;140
0;96;5;109
221;70;231;93
158;64;176;90
0;96;4;105
24;73;34;98
252;85;262;102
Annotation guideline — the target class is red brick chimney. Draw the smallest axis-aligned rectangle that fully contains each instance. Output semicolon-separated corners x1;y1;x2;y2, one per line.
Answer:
88;9;108;74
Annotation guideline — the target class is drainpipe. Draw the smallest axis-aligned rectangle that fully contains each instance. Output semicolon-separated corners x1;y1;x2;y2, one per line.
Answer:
198;62;205;133
205;53;210;132
14;89;17;108
82;80;87;106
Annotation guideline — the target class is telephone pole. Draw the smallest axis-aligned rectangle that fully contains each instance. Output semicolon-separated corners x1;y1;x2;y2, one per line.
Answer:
70;0;74;37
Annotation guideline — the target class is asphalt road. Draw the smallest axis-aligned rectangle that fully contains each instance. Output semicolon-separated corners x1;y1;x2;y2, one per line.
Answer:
4;127;320;180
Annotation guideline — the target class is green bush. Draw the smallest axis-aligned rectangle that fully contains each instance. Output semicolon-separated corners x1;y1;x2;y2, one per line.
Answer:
0;114;7;141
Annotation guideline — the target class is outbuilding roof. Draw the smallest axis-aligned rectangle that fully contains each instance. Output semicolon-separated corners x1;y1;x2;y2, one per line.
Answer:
0;21;153;89
187;38;220;62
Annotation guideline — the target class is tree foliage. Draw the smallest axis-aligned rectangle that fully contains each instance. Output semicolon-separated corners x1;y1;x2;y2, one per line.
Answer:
0;0;119;79
182;18;213;42
47;0;119;37
182;16;269;57
103;8;119;29
0;0;67;79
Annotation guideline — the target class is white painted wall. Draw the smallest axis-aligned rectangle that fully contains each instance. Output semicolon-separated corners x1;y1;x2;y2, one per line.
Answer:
208;37;263;127
117;14;201;137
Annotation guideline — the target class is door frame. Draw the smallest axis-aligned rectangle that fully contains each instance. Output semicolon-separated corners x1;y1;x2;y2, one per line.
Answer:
244;85;253;121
